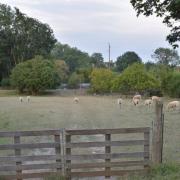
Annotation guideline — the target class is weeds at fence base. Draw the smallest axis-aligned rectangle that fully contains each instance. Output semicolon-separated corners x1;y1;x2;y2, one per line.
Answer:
118;163;180;180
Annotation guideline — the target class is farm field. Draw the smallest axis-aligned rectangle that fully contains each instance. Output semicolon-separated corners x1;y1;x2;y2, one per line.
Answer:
0;95;179;163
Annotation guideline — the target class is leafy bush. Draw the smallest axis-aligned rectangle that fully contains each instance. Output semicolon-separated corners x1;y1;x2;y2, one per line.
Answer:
0;78;10;87
112;63;160;94
90;68;114;93
162;72;180;97
10;56;60;94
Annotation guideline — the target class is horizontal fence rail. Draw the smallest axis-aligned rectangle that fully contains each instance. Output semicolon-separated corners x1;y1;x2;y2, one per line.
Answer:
0;127;151;179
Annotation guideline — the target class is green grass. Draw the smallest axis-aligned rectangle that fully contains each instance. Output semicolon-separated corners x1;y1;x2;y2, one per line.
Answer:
0;95;179;161
118;163;180;180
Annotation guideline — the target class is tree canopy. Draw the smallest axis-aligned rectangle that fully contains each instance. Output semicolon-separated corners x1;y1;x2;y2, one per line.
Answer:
90;68;114;93
116;51;142;72
51;43;92;73
151;47;180;66
90;53;104;68
112;63;160;93
130;0;180;48
10;56;60;94
0;3;56;80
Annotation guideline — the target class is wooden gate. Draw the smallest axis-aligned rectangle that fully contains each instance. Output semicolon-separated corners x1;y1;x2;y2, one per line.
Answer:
0;127;150;179
0;129;64;179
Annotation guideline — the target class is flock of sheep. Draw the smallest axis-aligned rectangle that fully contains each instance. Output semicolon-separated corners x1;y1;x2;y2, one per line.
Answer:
19;95;179;111
73;95;180;111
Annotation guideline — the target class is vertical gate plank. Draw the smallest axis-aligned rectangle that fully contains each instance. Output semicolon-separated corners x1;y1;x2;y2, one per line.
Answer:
105;134;111;178
54;134;61;172
14;136;22;180
66;134;71;180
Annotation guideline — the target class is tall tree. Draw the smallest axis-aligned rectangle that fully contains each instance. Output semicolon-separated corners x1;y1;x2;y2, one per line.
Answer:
0;3;56;80
130;0;180;48
152;47;180;65
51;42;91;73
116;51;142;72
90;53;104;68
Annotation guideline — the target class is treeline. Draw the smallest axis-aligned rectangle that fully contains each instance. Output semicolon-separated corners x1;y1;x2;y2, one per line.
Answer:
0;3;180;97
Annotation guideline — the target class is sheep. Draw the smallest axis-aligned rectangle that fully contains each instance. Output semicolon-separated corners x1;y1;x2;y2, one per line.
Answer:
151;96;160;102
144;99;152;107
27;96;30;102
133;94;141;100
167;101;180;111
132;98;140;106
19;97;23;102
117;98;123;108
73;97;79;103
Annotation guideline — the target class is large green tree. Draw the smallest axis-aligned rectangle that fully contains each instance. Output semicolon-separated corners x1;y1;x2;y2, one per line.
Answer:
152;47;180;66
10;56;60;94
90;53;104;68
130;0;180;48
90;68;114;93
0;3;56;80
51;43;91;73
116;51;142;72
112;63;160;93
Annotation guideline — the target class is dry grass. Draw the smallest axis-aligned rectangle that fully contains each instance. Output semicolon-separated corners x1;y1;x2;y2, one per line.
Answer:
0;95;179;162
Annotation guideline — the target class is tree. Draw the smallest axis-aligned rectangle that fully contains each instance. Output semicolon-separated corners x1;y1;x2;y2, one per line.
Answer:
162;72;180;97
90;68;114;93
130;0;180;48
152;47;180;66
90;53;104;68
112;63;160;93
54;60;69;83
116;51;142;72
51;43;91;73
10;56;60;94
0;3;56;80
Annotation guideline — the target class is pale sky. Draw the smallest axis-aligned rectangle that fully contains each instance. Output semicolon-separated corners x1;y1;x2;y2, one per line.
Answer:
1;0;179;62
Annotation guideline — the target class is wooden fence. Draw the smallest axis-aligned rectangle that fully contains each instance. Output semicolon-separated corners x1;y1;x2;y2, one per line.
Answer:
0;127;151;179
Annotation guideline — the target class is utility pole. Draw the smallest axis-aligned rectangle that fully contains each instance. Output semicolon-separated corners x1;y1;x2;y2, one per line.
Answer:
108;43;111;69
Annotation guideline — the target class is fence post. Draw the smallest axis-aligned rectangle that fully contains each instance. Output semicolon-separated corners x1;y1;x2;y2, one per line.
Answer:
66;134;71;180
144;130;150;169
152;100;164;164
105;134;111;178
54;134;61;172
14;136;22;180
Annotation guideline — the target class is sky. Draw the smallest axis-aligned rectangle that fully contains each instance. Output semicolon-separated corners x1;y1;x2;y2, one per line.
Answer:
1;0;180;62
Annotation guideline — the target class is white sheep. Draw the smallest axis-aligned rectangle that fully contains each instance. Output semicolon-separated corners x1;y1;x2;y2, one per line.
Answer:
133;94;141;100
132;98;140;106
73;97;79;103
167;101;180;111
19;97;23;102
27;96;30;102
117;98;123;108
151;96;160;102
144;99;152;107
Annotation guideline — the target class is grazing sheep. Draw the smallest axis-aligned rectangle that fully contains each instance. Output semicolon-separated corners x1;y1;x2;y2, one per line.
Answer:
117;98;123;108
167;101;180;111
27;96;30;102
144;99;152;107
151;96;160;101
133;94;141;100
74;97;79;103
19;97;23;102
133;98;139;106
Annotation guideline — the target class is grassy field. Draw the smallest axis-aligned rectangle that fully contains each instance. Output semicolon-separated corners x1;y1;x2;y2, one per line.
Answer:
0;94;179;163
